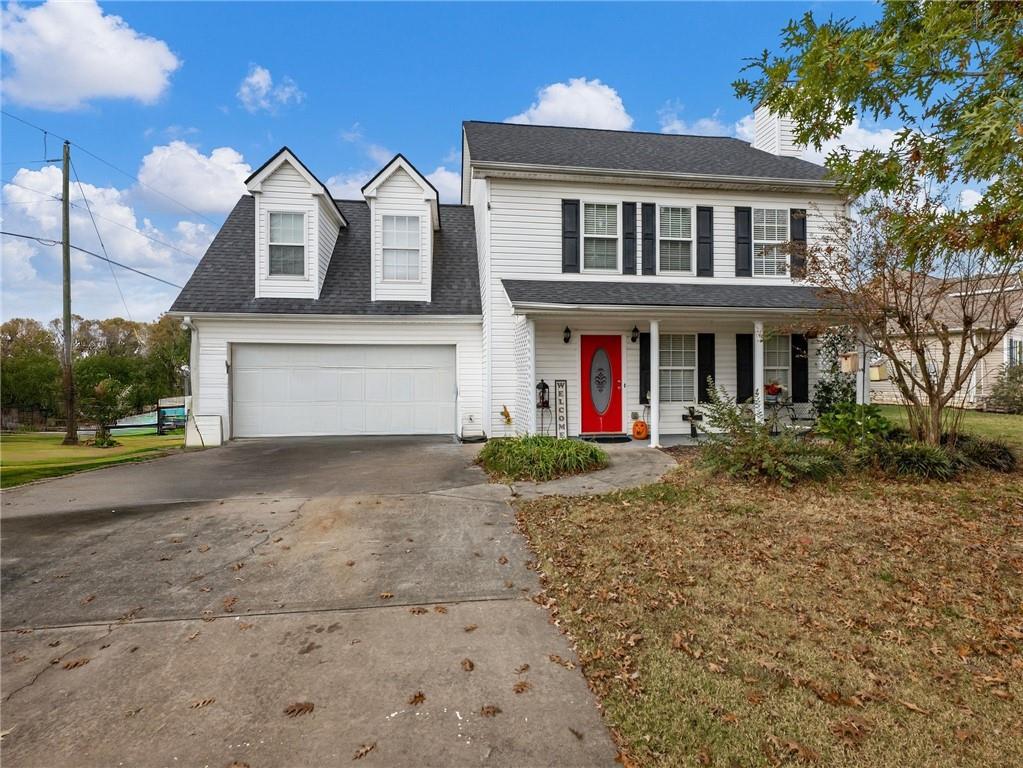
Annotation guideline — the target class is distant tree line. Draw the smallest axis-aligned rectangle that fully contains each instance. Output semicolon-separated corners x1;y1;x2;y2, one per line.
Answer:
1;315;189;428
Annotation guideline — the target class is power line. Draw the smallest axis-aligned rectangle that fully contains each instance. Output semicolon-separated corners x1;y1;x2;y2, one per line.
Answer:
72;157;136;327
0;230;184;289
2;176;204;261
1;108;221;225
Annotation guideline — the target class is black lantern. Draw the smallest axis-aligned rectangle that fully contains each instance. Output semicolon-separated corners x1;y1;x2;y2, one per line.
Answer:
631;326;640;343
536;379;550;409
563;326;571;344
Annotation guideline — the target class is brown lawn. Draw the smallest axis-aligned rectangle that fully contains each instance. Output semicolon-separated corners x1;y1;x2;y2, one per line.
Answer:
516;454;1023;767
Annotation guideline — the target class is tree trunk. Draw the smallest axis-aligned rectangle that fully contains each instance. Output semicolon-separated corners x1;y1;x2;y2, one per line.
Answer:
924;402;944;446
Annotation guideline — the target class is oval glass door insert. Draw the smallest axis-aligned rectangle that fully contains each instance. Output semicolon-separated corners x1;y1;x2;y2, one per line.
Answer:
589;347;612;415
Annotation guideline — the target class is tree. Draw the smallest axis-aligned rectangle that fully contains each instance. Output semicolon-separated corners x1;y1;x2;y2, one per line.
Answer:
1;318;61;421
734;2;1023;261
807;192;1021;444
79;377;134;447
987;364;1023;414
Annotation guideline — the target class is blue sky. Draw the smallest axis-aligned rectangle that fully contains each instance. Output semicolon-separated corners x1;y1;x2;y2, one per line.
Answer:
1;1;887;323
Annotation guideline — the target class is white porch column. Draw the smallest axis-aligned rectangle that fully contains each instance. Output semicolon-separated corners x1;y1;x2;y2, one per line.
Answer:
649;320;660;447
855;340;868;405
753;320;765;423
527;318;537;434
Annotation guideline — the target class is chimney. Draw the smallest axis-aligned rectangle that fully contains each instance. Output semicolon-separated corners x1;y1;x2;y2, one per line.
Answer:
751;105;803;157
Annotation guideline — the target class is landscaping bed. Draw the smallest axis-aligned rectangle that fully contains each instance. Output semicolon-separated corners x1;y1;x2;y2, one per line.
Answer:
0;432;184;488
516;454;1023;767
476;435;608;482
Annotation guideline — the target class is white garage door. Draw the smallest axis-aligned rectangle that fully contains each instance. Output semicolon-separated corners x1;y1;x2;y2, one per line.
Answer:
231;344;457;437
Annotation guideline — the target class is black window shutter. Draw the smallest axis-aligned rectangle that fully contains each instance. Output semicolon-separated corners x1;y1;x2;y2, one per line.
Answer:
622;202;636;274
562;200;580;273
736;333;754;403
639;332;651;405
697;333;715;403
735;207;752;277
696;206;714;277
789;208;807;278
791;333;809;403
641;203;656;275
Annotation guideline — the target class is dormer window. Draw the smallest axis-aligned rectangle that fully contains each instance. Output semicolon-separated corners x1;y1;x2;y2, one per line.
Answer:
268;212;305;276
382;215;421;281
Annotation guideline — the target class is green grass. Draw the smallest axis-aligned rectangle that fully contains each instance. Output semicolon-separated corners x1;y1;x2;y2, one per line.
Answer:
476;435;609;482
0;431;184;488
876;405;1023;449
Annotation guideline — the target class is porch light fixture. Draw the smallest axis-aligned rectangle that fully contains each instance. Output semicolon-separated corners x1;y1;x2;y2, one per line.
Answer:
563;326;571;344
631;326;639;343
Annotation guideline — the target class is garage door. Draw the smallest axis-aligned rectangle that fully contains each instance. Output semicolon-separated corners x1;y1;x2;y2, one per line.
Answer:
231;344;456;437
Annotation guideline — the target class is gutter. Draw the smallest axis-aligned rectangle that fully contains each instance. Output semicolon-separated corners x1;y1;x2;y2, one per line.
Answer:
166;311;483;324
508;301;833;315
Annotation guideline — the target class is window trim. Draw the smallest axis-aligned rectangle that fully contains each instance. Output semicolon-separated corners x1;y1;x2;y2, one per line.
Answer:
763;333;791;395
752;207;790;278
381;213;422;283
267;210;306;278
581;201;621;274
658;333;698;403
656;204;696;275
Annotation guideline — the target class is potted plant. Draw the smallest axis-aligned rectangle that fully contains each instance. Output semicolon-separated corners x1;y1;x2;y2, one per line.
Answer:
764;381;785;404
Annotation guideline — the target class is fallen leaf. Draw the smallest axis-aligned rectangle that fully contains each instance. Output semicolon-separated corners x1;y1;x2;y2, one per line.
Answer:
480;705;501;717
197;544;210;553
462;658;474;672
513;681;532;694
284;701;314;718
0;727;13;740
353;742;376;760
516;663;530;674
408;607;427;615
434;606;447;614
379;592;394;600
222;596;238;613
190;697;215;709
568;727;583;740
238;622;254;631
707;662;725;674
899;700;929;715
408;691;426;706
63;657;90;670
80;595;95;605
226;762;250;768
346;560;355;567
991;688;1014;701
498;555;509;565
231;562;244;571
199;586;212;593
955;729;976;743
549;654;576;669
186;631;200;641
464;624;478;633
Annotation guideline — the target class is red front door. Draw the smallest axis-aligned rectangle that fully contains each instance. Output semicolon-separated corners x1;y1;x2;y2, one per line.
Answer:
580;335;622;434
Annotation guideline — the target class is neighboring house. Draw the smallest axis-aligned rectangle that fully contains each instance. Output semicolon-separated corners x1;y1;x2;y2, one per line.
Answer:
870;275;1023;408
171;107;853;446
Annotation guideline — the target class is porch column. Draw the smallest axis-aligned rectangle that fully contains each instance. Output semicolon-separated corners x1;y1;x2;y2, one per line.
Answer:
855;339;869;405
649;320;660;447
753;320;765;423
527;317;538;434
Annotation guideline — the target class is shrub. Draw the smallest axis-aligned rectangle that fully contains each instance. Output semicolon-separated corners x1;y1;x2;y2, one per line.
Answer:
476;435;608;482
699;385;846;486
947;434;1017;473
986;364;1023;414
810;326;857;417
855;440;958;480
814;402;894;447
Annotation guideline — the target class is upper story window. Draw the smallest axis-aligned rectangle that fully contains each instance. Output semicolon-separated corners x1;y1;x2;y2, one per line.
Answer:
268;212;305;276
753;208;789;277
659;333;697;402
764;334;790;392
659;206;693;273
583;203;618;271
382;215;421;281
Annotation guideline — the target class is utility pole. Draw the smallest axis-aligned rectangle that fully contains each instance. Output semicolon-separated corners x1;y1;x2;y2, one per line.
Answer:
61;140;78;445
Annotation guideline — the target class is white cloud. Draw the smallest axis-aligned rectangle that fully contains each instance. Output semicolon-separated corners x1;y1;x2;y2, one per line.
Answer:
734;114;756;143
426;167;461;204
800;118;899;165
325;171;371;200
958;188;982;211
1;0;179;111
508;78;633;130
137;141;250;215
2;165;212;322
659;104;731;137
236;64;304;114
366;144;394;165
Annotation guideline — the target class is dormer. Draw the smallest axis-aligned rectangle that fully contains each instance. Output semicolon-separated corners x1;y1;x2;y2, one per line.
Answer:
361;154;440;303
245;147;346;300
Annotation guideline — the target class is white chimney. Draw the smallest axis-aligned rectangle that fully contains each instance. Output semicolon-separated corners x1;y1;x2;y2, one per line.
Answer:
752;105;803;157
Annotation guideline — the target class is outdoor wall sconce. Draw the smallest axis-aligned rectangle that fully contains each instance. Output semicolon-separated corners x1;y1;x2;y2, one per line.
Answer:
563;326;571;344
631;326;640;343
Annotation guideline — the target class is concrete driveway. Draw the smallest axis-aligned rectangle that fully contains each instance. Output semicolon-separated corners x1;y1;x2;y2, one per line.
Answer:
0;437;647;767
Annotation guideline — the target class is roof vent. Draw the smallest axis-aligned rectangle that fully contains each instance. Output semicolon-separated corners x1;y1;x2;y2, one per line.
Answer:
752;106;803;158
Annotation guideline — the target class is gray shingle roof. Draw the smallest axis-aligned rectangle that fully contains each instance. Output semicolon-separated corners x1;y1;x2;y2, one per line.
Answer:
170;196;481;316
463;121;830;182
502;279;829;310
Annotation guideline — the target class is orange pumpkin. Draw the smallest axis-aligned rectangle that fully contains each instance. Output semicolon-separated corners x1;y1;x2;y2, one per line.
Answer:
631;420;649;440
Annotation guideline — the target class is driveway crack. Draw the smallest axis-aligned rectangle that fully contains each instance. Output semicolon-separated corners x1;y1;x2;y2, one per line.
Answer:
3;623;115;704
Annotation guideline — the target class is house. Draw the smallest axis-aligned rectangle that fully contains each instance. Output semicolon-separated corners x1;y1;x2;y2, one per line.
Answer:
170;107;859;446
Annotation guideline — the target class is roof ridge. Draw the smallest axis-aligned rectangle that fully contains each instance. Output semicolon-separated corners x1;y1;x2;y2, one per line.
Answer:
463;119;747;143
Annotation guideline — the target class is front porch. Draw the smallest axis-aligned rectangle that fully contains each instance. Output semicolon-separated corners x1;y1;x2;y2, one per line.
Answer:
511;309;870;447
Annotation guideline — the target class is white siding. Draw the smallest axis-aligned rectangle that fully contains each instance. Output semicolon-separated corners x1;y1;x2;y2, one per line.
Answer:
191;317;482;439
512;316;535;435
752;107;803;158
254;161;319;300
372;168;432;303
471;177;492;434
317;195;341;295
483;175;844;435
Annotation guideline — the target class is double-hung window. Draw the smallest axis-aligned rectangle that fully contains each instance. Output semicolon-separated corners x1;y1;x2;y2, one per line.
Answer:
583;203;618;271
382;215;420;281
659;334;697;402
659;206;693;273
753;208;789;277
268;212;305;276
764;334;790;392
